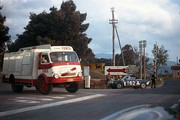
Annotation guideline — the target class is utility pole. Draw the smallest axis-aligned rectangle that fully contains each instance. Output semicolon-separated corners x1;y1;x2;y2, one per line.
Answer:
109;8;118;66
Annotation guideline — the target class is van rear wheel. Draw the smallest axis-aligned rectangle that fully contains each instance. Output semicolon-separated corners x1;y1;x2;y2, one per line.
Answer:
10;76;23;93
37;77;53;95
65;82;79;93
12;83;24;93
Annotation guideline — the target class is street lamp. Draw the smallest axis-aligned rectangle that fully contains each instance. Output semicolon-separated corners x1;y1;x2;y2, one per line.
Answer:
139;40;147;79
139;41;143;79
143;40;147;79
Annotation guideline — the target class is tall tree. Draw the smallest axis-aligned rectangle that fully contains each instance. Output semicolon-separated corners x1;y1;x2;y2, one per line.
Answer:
115;44;139;66
0;6;10;69
0;6;10;53
152;44;169;68
9;0;94;62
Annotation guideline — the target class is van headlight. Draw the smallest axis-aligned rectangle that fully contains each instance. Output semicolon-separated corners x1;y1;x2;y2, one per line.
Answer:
78;72;82;77
54;73;59;79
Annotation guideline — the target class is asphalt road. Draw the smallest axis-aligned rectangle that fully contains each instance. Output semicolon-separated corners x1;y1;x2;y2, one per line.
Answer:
0;80;180;120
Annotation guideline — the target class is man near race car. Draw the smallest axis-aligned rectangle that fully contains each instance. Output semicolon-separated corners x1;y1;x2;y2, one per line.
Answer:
106;73;111;88
151;72;156;88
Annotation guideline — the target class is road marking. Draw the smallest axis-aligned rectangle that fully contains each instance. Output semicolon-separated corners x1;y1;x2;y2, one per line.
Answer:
0;94;105;117
9;96;67;104
15;97;53;101
100;104;151;120
15;99;40;104
171;104;178;109
64;95;75;97
52;96;66;99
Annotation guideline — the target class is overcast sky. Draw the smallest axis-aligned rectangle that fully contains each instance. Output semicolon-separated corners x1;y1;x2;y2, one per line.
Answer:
1;0;180;62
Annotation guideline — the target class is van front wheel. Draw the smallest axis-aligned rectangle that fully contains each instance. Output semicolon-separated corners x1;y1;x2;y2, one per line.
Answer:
65;82;79;93
37;77;53;95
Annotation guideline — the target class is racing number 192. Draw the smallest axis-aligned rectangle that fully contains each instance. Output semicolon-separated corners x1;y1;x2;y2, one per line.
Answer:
127;81;136;86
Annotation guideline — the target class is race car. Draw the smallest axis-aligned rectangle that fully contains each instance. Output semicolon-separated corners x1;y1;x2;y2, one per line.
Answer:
108;75;150;89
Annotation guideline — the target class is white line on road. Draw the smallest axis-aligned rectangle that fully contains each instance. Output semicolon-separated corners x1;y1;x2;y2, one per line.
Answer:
52;96;66;99
14;97;53;101
15;99;40;104
0;94;105;117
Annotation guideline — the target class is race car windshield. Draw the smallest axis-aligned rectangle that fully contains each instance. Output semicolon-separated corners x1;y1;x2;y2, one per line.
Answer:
50;52;79;63
122;76;128;81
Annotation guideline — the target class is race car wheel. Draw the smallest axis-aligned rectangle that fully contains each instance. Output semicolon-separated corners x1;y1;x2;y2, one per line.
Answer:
140;83;146;89
37;77;53;95
65;82;79;93
116;83;123;89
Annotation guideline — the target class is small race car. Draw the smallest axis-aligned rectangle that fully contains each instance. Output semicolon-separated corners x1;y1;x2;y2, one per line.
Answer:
108;75;150;89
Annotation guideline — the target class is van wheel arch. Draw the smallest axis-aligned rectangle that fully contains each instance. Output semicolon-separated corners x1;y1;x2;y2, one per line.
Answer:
37;76;53;95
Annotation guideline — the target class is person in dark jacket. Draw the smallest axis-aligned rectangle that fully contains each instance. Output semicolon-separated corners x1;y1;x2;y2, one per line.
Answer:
151;73;156;88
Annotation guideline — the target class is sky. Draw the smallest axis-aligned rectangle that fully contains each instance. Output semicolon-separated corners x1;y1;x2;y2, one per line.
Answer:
1;0;180;62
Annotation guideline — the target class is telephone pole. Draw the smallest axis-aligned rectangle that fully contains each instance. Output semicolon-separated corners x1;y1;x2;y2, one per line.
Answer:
109;8;118;66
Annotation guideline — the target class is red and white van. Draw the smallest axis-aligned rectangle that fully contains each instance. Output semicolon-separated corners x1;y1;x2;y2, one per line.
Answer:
2;44;83;94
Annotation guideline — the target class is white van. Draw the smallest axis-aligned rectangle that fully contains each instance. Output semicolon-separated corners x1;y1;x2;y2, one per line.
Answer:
2;44;83;94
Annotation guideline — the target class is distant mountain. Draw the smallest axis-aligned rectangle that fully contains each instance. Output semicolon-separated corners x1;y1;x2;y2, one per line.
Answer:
95;53;177;74
95;54;112;59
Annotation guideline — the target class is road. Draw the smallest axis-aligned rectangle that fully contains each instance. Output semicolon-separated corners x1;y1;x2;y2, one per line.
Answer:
0;80;180;120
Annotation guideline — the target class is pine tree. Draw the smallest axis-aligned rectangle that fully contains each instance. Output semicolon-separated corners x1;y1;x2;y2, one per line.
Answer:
9;0;94;62
0;6;10;53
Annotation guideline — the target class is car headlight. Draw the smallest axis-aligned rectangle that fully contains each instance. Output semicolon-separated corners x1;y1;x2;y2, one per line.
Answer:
54;73;59;79
146;81;150;85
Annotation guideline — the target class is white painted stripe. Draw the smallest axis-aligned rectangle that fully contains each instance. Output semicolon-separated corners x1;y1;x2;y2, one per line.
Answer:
0;94;105;117
64;95;75;97
15;100;40;104
171;104;178;109
100;104;151;120
52;96;65;99
14;97;53;101
9;99;40;104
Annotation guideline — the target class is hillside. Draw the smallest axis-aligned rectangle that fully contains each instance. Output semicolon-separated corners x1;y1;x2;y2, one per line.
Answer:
90;70;105;79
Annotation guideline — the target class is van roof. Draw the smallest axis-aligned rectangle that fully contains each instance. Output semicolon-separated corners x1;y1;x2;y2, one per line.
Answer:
19;44;73;51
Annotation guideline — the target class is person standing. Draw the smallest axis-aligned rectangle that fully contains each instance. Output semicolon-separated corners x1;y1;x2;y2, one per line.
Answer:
151;72;156;88
106;73;111;88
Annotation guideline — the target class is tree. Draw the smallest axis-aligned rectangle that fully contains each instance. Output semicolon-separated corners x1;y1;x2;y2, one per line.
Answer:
152;44;169;71
115;44;139;66
8;0;94;62
0;6;10;70
0;6;10;53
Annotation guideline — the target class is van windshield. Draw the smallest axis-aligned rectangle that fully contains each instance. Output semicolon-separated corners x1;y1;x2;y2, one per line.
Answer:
50;52;79;63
